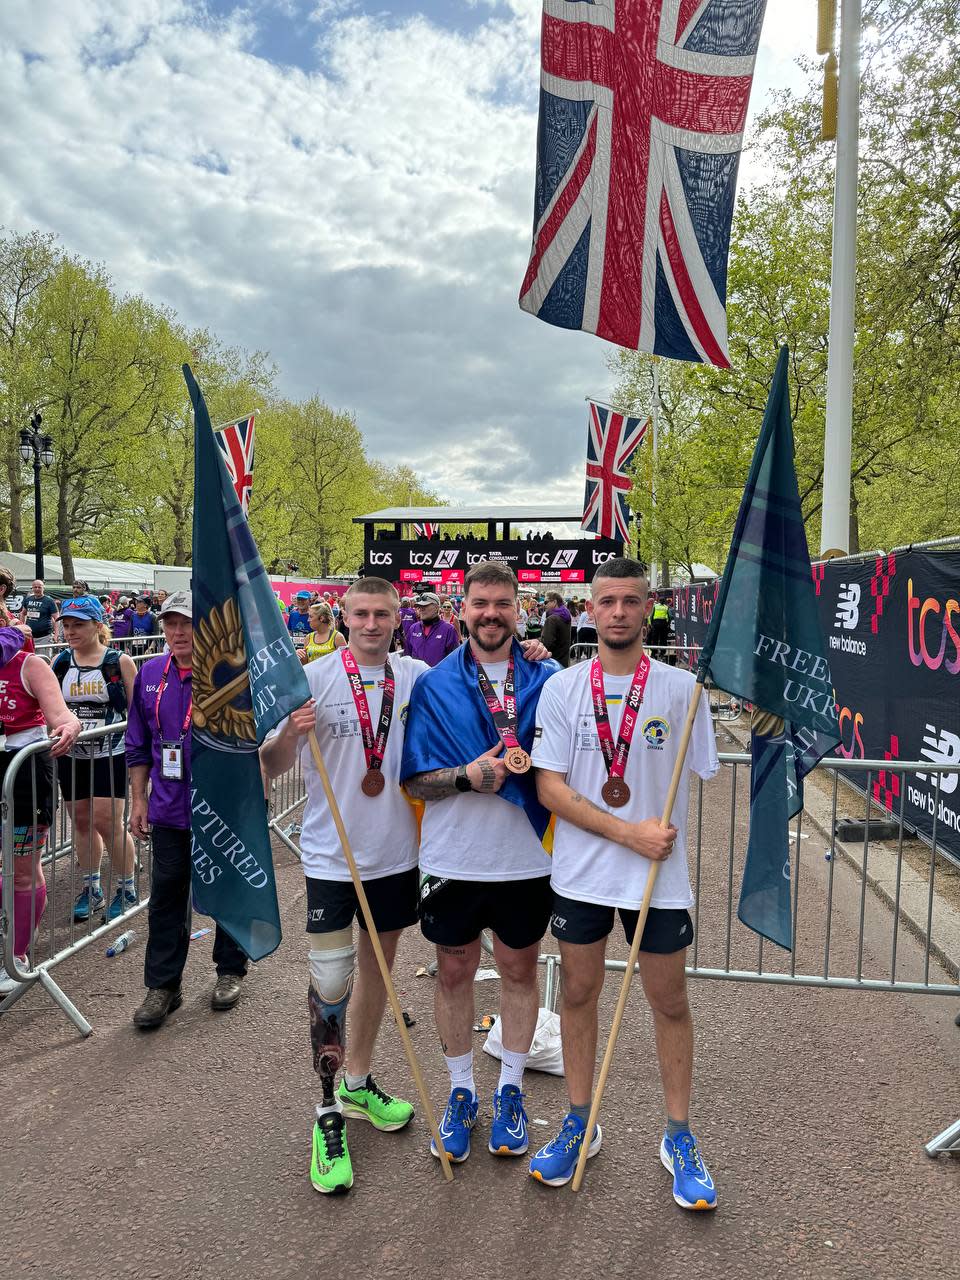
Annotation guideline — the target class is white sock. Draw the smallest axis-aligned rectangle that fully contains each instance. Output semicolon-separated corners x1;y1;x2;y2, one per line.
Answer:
316;1101;342;1118
444;1050;475;1098
84;873;101;893
498;1046;528;1092
344;1071;368;1091
118;876;136;893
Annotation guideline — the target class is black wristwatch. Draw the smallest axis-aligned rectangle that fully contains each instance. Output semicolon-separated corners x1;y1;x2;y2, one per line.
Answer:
454;765;473;793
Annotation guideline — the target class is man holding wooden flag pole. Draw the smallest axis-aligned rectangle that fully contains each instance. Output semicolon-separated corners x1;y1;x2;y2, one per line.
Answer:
530;558;718;1202
190;368;450;1194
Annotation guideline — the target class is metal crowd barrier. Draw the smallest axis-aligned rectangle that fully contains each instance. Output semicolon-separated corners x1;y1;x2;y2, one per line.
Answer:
34;634;166;665
0;722;150;1036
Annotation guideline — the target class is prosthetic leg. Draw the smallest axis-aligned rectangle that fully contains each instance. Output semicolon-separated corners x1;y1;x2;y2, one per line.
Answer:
308;928;357;1105
307;929;358;1195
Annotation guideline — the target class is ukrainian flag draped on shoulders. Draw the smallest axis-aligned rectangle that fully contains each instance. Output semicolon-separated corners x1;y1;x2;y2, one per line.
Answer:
400;640;559;844
188;364;310;960
697;346;841;951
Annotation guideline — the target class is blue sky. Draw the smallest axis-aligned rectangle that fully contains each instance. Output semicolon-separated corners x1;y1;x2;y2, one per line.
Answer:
0;0;816;506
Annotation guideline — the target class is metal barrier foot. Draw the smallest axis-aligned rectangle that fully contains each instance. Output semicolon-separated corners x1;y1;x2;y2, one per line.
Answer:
924;1118;960;1158
0;975;33;1014
37;968;94;1038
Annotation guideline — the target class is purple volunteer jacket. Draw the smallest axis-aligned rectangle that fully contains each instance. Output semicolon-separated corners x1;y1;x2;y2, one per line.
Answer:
125;653;191;830
0;627;26;667
402;616;460;668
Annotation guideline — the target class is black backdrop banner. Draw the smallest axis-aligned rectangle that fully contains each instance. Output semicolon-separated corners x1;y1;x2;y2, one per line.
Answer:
364;538;622;587
672;549;960;863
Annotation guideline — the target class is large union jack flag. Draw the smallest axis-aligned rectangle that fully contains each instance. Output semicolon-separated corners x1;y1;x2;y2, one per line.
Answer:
519;0;767;367
214;413;256;515
581;400;649;540
413;522;438;538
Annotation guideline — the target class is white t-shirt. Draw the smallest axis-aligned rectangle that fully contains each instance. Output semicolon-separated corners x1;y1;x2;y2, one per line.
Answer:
532;658;719;909
418;660;553;883
281;650;429;882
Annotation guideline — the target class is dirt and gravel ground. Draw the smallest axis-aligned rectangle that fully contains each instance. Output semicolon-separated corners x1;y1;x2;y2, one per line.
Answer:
2;763;958;1280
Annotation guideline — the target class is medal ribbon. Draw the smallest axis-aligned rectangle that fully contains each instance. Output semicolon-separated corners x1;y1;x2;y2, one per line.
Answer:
590;655;650;781
471;650;522;752
341;648;395;775
155;653;192;738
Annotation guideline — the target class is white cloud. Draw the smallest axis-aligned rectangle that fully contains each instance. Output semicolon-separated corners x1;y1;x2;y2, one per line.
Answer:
0;0;813;506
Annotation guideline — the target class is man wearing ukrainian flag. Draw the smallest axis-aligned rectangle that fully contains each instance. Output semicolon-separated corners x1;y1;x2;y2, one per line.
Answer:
401;560;559;1168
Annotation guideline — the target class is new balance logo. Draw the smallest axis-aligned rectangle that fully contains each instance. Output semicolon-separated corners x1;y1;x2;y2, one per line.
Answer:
834;582;860;630
917;725;960;796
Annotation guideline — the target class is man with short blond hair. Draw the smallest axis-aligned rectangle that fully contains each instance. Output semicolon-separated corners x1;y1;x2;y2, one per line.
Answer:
262;576;427;1195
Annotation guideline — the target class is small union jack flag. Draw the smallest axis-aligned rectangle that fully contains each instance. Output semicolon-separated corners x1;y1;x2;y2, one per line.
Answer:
413;522;438;538
519;0;766;366
214;413;256;514
581;400;648;540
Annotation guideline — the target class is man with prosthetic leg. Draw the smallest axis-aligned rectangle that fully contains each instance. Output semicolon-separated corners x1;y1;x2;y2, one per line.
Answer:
530;558;720;1207
262;579;428;1194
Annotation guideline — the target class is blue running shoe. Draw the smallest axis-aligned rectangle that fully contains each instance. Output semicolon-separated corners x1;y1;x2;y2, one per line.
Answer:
529;1113;601;1187
489;1085;528;1156
660;1130;717;1210
73;886;105;922
105;887;139;922
430;1089;478;1163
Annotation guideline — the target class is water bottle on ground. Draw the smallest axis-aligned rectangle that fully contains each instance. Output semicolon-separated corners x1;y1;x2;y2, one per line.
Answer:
106;930;137;957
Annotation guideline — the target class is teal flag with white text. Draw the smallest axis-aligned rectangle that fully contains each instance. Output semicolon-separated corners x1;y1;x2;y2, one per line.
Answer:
698;347;840;949
188;364;310;960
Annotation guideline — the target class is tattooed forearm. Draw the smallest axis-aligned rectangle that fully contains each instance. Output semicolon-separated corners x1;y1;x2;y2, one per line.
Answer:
567;787;606;814
405;767;460;800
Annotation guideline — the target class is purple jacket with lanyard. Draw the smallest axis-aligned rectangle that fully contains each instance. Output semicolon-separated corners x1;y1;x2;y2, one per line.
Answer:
125;653;191;829
402;616;460;668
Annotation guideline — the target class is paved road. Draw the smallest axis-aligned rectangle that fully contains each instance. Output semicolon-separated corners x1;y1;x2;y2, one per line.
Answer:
3;766;958;1280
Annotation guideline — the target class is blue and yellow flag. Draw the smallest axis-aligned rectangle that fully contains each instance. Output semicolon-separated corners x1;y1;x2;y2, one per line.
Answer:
188;365;310;960
698;347;840;949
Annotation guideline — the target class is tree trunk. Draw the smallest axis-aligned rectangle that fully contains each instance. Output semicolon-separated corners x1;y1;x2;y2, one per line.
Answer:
57;484;73;584
172;509;189;565
6;450;24;552
849;486;860;555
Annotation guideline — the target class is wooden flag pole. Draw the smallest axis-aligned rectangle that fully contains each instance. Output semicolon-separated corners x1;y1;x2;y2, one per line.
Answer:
306;730;454;1182
571;680;706;1192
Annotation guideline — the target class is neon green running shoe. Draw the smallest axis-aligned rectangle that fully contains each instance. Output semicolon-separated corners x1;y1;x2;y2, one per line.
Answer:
337;1075;414;1132
310;1111;354;1195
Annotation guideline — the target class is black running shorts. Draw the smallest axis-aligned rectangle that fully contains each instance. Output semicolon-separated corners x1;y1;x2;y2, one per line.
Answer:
419;874;553;951
304;866;419;935
1;747;54;828
550;893;694;954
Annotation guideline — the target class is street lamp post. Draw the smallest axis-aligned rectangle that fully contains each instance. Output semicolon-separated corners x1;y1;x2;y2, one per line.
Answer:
19;411;55;581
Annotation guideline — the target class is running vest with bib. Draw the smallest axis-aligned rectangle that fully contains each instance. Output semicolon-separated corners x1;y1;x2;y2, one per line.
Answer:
52;649;126;758
0;651;46;749
304;631;338;662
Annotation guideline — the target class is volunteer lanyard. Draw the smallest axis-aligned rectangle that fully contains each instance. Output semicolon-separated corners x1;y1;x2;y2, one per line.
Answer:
469;648;530;774
590;654;650;796
155;654;192;738
341;648;394;794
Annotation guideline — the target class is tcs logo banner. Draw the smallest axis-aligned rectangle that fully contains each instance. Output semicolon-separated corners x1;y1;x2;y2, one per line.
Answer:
908;579;960;674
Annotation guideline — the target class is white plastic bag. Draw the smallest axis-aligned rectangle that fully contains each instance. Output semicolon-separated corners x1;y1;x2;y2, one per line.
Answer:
482;1007;564;1076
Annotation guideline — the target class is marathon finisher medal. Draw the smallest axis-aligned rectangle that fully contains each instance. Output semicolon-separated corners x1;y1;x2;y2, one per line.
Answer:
341;648;395;798
361;769;386;797
590;655;651;809
474;651;530;774
601;777;631;808
505;747;532;774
